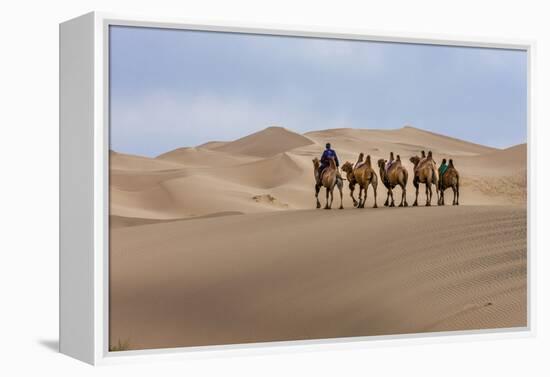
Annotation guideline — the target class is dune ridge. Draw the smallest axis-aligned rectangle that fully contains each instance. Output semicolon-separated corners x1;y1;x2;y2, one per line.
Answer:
212;126;315;157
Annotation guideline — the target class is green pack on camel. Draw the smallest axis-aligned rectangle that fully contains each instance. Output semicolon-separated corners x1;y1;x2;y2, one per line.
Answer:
439;158;449;177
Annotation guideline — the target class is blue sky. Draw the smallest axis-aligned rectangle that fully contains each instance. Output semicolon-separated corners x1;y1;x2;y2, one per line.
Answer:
109;26;527;157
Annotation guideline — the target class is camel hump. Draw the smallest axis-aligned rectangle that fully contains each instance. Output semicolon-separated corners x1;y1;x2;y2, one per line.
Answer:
396;154;401;161
365;155;371;165
449;158;454;167
355;153;364;167
427;150;433;159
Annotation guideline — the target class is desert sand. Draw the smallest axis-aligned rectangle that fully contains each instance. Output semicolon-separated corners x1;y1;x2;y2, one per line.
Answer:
109;126;527;350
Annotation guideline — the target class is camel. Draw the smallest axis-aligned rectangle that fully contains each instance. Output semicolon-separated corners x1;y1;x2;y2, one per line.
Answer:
312;157;344;209
409;151;439;206
377;154;408;207
341;161;359;206
438;159;460;205
341;153;378;208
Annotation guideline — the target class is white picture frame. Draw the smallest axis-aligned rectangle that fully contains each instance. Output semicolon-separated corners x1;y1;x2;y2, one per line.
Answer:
59;11;536;365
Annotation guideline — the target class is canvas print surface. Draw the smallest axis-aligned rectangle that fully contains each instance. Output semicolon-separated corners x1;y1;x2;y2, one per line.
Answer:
108;25;527;351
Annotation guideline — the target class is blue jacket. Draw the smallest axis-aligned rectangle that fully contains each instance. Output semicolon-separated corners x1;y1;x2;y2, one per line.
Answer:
321;149;339;167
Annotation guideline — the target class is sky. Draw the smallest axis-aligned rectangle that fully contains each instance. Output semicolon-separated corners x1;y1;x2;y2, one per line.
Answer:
109;25;527;157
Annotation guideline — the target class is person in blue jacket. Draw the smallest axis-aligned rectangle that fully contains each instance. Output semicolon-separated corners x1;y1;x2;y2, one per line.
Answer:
318;143;340;182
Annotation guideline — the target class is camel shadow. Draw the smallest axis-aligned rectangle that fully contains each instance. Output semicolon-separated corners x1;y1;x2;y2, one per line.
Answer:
38;339;59;352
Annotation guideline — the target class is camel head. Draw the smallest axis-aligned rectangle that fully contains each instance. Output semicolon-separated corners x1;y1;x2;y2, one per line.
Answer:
341;161;353;174
312;157;320;169
410;155;420;166
377;158;386;169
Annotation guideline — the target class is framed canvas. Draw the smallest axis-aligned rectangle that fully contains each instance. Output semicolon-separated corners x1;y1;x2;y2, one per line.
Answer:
59;11;535;365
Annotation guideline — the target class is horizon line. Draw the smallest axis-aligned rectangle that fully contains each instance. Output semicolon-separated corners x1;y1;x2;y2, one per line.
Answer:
109;124;527;158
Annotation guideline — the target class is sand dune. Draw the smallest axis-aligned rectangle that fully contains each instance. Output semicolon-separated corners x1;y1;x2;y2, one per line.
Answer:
110;151;182;171
110;211;243;229
460;143;526;173
210;152;304;189
213;126;315;157
111;173;290;220
196;140;228;150
109;205;527;350
306;126;497;157
156;146;258;167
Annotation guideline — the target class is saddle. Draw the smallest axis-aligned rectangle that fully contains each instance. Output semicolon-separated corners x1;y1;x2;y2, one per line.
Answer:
385;160;400;175
318;165;342;184
439;164;449;177
415;157;434;173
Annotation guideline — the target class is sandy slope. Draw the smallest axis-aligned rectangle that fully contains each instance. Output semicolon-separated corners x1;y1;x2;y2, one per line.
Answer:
156;147;259;167
110;126;527;222
109;205;527;350
213;126;315;157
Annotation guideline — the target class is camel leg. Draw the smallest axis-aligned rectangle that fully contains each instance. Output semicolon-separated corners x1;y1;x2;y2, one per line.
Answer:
315;184;321;208
389;188;395;207
384;189;390;206
451;186;458;206
454;180;460;205
349;183;358;207
425;184;431;206
402;185;408;207
362;185;368;208
413;179;419;206
451;186;456;205
372;181;378;208
329;187;334;209
357;187;363;208
338;182;344;209
440;188;445;206
324;187;330;209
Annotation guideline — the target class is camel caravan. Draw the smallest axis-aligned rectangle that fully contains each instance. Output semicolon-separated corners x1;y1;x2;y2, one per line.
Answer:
313;146;460;210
